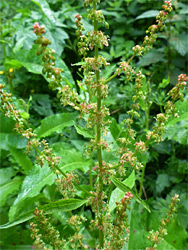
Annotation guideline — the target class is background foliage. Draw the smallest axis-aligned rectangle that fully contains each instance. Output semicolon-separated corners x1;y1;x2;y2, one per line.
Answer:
0;0;187;249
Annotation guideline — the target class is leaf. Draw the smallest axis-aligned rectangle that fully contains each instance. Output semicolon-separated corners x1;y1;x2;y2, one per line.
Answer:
111;176;151;212
15;45;75;86
0;168;16;186
0;133;27;151
34;113;77;138
0;178;23;207
109;170;135;211
156;174;171;193
169;35;188;56
0;199;87;229
163;120;188;145
32;0;56;26
137;49;165;67
136;10;159;20
165;113;188;127
74;123;94;138
158;78;170;89
71;62;86;66
128;200;148;250
9;148;33;174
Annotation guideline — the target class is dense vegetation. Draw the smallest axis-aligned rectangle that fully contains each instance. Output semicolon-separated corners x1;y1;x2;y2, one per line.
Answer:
0;0;187;249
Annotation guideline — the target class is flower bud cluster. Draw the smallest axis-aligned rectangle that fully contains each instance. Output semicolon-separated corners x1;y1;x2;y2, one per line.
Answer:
116;61;135;81
146;194;180;250
33;22;63;90
82;56;110;74
133;0;173;55
120;150;144;170
30;208;65;249
92;161;115;185
147;74;187;142
87;9;109;29
107;192;132;250
55;172;79;199
67;215;87;249
58;85;79;108
168;74;187;102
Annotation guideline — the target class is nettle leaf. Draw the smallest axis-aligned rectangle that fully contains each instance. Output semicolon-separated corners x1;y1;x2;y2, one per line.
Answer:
34;113;77;138
109;170;135;211
136;10;159;20
32;0;56;26
0;178;23;207
0;133;27;151
163;120;188;145
74;123;94;138
111;176;151;212
0;199;87;229
169;34;188;56
137;49;165;67
9;148;33;174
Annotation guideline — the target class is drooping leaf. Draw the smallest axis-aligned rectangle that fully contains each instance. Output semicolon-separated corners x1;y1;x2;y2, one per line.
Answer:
74;123;94;138
109;170;135;211
136;10;159;20
9;148;33;174
34;113;77;138
0;178;23;207
111;176;151;212
0;199;87;229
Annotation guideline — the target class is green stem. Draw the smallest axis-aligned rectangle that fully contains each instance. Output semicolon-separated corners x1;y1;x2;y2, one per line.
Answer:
139;79;151;197
93;1;104;248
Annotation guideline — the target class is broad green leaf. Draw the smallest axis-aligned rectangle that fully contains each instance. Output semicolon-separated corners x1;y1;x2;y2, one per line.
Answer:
136;10;159;20
0;178;23;207
34;113;77;138
156;174;171;193
11;164;56;208
163;120;188;145
157;240;177;250
0;133;27;151
109;117;121;142
137;49;165;67
169;35;188;56
15;45;75;85
0;113;15;133
0;167;16;186
0;199;87;229
111;176;151;212
4;59;22;69
9;148;33;174
9;152;90;220
109;170;135;211
32;0;56;26
128;201;148;250
165;113;188;127
74;123;94;138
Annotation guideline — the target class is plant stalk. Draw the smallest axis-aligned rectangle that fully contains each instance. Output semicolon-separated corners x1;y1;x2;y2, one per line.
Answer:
93;1;104;248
